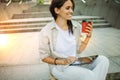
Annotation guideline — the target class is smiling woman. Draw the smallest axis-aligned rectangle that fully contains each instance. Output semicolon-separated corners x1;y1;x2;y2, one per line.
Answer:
39;0;109;80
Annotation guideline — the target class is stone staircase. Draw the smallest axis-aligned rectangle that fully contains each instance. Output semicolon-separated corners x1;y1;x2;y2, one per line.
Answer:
0;16;111;33
0;4;111;34
12;4;51;19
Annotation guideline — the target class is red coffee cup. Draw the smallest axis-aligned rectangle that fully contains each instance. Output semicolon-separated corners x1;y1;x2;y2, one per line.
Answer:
82;20;87;33
82;20;92;33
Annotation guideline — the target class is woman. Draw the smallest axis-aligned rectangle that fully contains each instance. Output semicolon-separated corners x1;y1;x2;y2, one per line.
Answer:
39;0;109;80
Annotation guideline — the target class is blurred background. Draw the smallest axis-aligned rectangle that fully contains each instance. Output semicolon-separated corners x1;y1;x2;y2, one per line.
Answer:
0;0;120;80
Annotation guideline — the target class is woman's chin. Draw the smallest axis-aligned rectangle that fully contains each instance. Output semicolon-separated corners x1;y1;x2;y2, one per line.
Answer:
67;18;72;20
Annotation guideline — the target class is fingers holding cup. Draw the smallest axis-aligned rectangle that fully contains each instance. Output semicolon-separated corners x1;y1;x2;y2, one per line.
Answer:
85;22;93;37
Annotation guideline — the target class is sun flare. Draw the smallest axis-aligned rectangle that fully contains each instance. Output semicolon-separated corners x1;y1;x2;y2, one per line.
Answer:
0;34;8;47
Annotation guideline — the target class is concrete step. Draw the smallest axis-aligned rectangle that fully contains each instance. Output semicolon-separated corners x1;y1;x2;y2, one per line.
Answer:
79;20;107;23
0;16;111;33
23;4;49;13
0;23;46;29
72;16;104;21
23;9;43;13
91;20;107;23
12;12;52;19
0;21;111;30
0;23;111;33
12;12;105;19
93;23;111;28
0;64;50;80
0;27;42;34
0;17;53;25
107;72;120;80
0;16;104;25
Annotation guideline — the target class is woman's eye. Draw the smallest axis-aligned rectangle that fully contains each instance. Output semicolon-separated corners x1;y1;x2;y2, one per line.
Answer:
66;7;70;10
66;6;73;10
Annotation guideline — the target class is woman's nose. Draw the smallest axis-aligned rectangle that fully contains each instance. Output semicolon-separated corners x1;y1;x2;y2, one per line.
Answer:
70;8;73;14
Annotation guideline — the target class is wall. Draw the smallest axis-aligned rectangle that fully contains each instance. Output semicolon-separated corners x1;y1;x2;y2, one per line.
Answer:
75;0;120;29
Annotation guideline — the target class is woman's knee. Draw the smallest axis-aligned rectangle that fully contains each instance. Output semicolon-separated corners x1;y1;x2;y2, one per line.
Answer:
97;55;109;65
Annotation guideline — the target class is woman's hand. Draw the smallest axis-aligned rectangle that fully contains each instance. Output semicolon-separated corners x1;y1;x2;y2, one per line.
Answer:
79;22;93;54
85;22;93;38
64;56;78;65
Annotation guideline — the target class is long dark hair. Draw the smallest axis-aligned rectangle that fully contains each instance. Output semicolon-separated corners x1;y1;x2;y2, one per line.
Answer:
49;0;75;34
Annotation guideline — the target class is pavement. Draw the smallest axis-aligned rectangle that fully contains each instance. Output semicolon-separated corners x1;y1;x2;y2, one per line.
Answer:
0;27;120;80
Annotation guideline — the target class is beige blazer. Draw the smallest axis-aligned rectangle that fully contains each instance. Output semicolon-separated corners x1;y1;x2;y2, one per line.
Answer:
39;20;82;60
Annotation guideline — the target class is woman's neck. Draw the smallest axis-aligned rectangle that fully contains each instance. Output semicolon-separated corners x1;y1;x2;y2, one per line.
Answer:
55;18;68;31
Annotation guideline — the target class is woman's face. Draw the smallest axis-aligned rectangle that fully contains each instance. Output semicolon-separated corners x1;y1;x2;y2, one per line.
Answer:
55;0;73;20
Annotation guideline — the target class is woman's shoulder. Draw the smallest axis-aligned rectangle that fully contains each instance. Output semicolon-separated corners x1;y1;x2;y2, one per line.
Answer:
40;21;56;36
42;20;56;31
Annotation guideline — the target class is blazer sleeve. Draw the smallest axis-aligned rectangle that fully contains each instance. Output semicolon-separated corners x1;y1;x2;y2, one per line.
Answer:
39;27;50;60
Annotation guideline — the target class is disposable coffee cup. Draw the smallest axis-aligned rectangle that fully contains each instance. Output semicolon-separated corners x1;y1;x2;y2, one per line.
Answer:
82;20;87;33
82;20;92;33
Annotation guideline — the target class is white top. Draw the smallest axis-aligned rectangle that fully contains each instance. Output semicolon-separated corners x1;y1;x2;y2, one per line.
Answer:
55;24;77;58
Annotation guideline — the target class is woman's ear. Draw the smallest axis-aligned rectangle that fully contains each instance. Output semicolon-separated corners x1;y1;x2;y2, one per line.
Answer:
54;8;60;14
